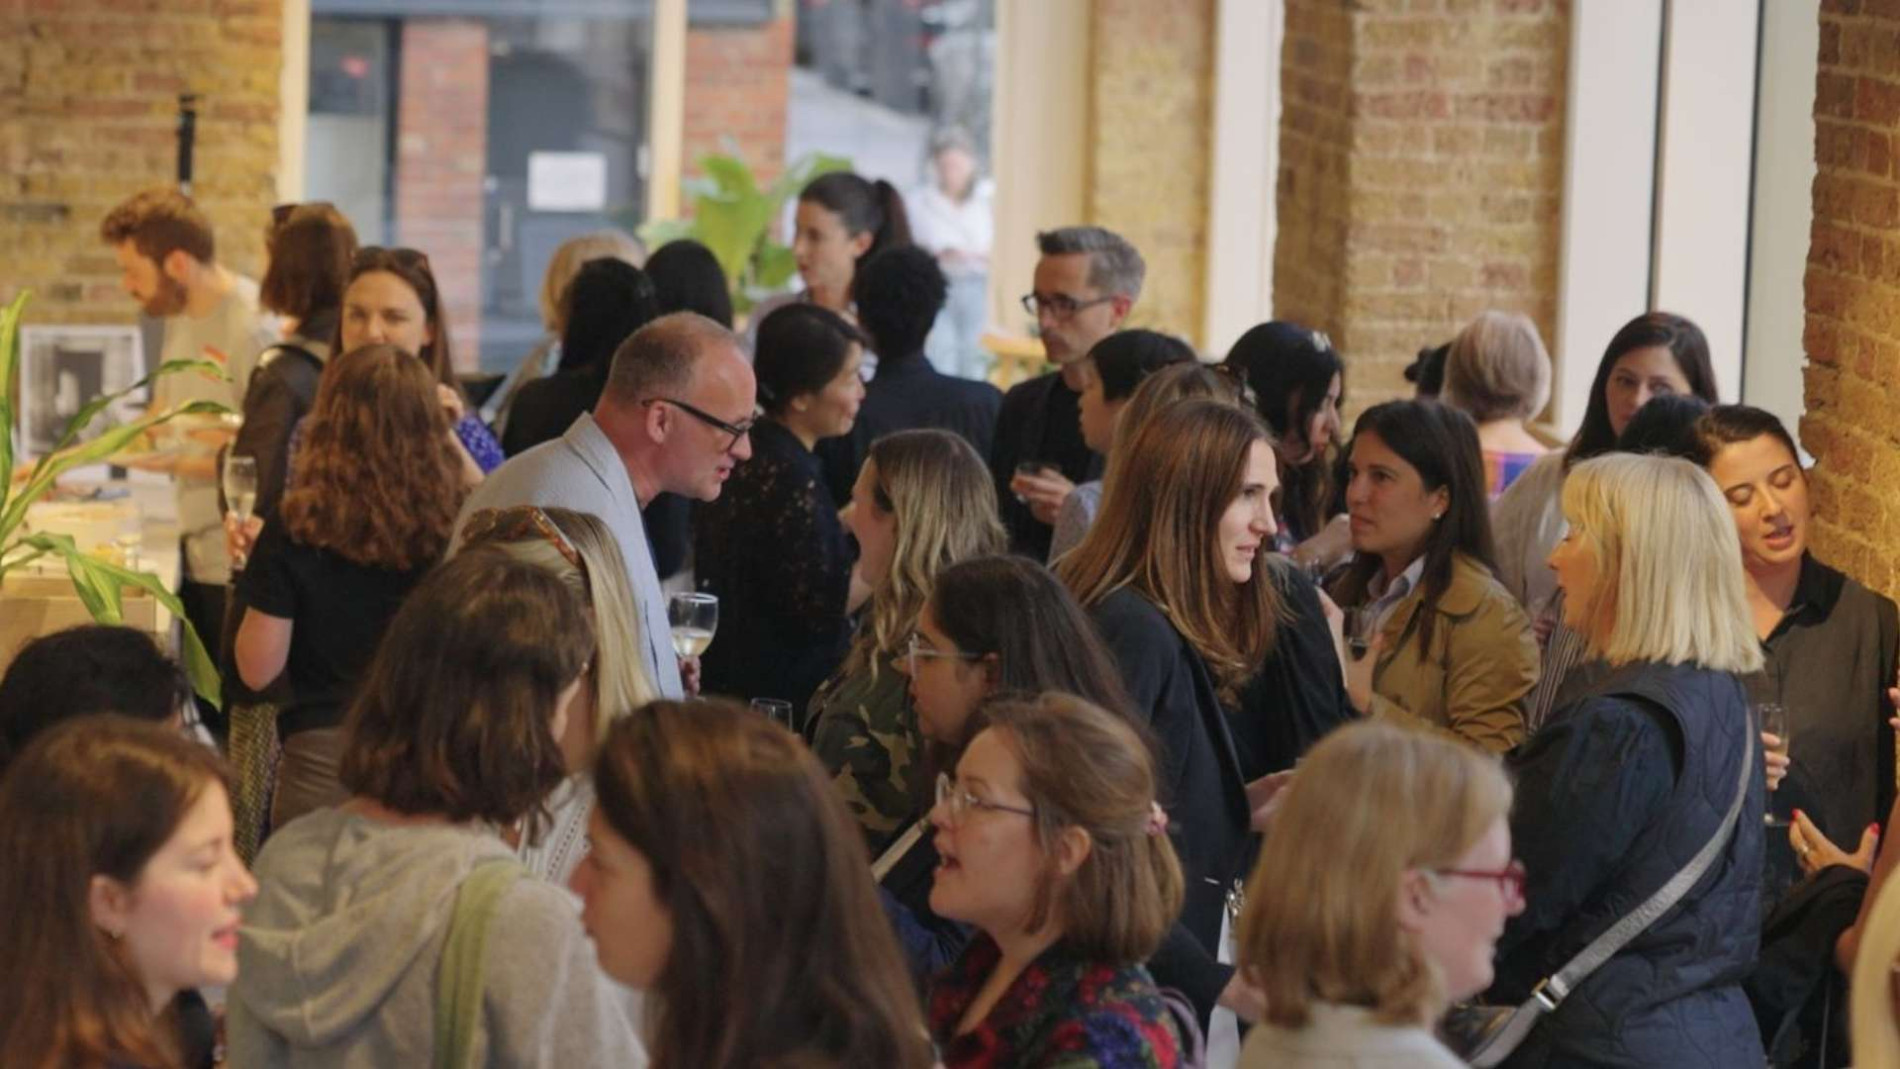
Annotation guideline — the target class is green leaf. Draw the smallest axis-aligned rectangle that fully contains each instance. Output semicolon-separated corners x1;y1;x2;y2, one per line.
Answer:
20;532;221;708
765;152;853;205
754;242;798;292
0;289;29;521
1;398;229;544
42;357;226;462
636;217;696;250
698;153;762;200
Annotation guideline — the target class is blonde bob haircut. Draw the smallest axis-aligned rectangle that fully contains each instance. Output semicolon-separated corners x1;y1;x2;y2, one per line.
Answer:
539;230;645;333
1058;399;1285;697
980;693;1184;965
841;429;1005;679
458;506;658;743
1560;454;1764;674
1238;720;1513;1027
1851;869;1900;1067
1443;310;1552;423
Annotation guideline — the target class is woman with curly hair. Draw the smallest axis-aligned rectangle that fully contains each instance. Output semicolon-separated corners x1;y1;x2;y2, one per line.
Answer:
233;343;469;830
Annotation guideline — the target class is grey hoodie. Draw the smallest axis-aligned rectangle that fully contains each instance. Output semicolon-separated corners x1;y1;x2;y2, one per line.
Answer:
226;808;647;1067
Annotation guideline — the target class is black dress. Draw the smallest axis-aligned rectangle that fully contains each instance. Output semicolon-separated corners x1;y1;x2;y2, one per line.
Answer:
693;419;854;712
814;349;1002;504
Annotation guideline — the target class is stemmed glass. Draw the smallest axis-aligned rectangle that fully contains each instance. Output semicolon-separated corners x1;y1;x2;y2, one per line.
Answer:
668;592;719;659
222;454;258;569
1758;702;1790;827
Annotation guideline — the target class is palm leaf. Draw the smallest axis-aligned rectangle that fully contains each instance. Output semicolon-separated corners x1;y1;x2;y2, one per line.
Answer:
19;532;221;708
0;398;229;542
0;290;29;520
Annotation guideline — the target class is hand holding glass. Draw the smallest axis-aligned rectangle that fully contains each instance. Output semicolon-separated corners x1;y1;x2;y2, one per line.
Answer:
669;593;719;658
1758;702;1789;826
222;454;259;568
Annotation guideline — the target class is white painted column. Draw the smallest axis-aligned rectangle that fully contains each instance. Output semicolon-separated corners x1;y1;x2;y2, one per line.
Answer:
645;0;688;224
1202;0;1282;358
277;0;310;204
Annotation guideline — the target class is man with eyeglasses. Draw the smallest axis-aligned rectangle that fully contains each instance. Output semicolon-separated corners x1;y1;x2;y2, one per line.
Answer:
992;227;1145;558
454;311;757;699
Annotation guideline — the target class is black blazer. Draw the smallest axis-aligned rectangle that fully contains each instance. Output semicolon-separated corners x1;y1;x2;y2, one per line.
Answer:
815;352;1002;504
1089;587;1253;1024
989;371;1102;558
501;366;605;457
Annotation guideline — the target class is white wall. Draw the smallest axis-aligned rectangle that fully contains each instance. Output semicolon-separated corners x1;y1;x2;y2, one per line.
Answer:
1202;0;1283;358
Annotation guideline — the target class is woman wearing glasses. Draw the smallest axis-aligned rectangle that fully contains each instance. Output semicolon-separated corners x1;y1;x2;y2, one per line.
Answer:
694;303;866;713
1236;720;1520;1068
458;506;659;882
883;554;1134;984
809;430;1005;852
927;693;1189;1067
1491;454;1765;1067
233;344;466;830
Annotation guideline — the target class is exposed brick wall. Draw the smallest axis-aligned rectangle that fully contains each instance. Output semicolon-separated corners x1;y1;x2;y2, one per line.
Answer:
394;19;487;370
1802;0;1900;596
0;0;281;326
683;11;794;186
1275;0;1568;410
1087;0;1216;344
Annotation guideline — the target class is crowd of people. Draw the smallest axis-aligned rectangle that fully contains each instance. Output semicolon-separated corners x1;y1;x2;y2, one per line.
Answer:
1;175;1896;1069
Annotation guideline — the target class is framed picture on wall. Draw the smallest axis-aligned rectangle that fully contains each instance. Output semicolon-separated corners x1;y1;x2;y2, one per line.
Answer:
17;325;146;458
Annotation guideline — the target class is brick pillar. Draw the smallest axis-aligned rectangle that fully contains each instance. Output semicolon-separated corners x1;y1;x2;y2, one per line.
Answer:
1275;0;1567;407
1802;1;1900;596
394;19;487;370
683;11;794;186
1087;0;1217;341
0;0;281;324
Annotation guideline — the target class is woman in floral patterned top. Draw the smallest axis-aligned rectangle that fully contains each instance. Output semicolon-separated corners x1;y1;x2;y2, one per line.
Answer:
927;694;1191;1068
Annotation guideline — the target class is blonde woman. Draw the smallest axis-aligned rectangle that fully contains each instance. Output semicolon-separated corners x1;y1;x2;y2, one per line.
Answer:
1850;868;1900;1067
809;429;1005;851
1494;454;1765;1066
1238;721;1519;1067
459;505;658;882
1440;310;1552;500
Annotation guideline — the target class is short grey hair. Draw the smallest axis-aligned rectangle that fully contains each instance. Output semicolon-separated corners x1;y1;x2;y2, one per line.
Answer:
1442;310;1552;423
602;311;738;405
1037;226;1146;300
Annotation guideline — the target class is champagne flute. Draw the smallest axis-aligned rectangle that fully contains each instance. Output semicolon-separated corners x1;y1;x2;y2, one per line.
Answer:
222;454;259;569
668;593;719;659
1758;702;1790;827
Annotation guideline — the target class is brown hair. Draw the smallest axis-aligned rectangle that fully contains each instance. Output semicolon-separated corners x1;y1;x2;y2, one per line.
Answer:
260;202;358;320
99;188;214;266
341;247;458;389
338;547;589;835
1238;721;1512;1028
1057;399;1286;698
593;700;933;1069
282;343;466;569
1442;311;1552;423
841;430;1005;679
980;694;1183;964
0;715;232;1069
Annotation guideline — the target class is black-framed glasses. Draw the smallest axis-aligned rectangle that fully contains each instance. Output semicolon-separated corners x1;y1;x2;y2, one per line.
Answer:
901;631;983;676
1433;859;1528;905
1020;291;1117;321
642;397;758;451
935;772;1036;826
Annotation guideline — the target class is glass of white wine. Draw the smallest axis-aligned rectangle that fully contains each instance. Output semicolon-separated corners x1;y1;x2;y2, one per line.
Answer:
668;592;719;659
1758;702;1790;827
222;454;259;569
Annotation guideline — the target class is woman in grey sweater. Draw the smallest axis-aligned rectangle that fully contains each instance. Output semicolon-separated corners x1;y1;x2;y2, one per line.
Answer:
227;548;646;1067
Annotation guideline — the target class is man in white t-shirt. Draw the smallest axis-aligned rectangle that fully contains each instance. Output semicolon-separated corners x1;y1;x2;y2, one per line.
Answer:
99;189;276;698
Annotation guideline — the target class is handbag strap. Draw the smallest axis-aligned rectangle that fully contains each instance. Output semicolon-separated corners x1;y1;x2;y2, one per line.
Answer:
433;857;525;1069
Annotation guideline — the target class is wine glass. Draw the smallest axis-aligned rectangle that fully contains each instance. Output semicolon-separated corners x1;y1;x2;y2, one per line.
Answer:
751;698;795;732
222;454;259;569
668;593;719;659
1758;702;1790;827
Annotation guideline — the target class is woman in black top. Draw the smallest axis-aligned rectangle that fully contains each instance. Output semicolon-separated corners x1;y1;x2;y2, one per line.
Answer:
501;257;660;457
1057;398;1353;1035
694;303;865;712
234;343;468;831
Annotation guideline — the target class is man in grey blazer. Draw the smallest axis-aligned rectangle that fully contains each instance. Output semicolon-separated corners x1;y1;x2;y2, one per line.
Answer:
454;312;758;698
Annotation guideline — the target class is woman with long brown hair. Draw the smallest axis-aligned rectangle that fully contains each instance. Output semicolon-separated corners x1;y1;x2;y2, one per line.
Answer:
0;716;256;1069
1057;398;1351;1040
233;343;469;829
573;699;933;1069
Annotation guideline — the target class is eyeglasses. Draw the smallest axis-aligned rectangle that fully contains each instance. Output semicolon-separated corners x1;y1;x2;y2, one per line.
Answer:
460;506;586;575
935;772;1035;826
1020;291;1117;321
1433;859;1528;905
642;397;757;452
902;631;983;676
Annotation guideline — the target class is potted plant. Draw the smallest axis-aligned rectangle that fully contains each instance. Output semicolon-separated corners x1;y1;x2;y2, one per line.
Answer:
633;147;852;315
0;290;228;706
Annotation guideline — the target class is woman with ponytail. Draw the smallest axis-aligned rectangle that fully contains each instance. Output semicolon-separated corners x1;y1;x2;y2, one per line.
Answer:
747;170;912;363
